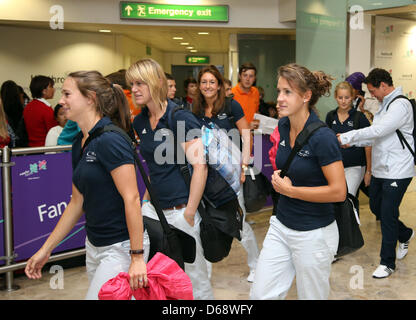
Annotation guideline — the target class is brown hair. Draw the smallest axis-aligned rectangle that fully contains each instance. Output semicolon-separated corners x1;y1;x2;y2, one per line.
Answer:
193;65;227;117
238;62;257;76
0;99;9;139
68;71;131;133
277;63;334;109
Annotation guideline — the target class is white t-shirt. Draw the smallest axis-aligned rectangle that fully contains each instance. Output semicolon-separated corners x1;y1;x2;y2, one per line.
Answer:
45;125;63;146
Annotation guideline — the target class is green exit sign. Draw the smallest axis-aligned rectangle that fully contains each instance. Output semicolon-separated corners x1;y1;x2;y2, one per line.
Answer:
186;56;210;64
120;2;229;22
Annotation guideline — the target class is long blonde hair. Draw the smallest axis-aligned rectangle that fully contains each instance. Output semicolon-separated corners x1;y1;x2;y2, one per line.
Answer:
125;58;168;110
0;99;9;139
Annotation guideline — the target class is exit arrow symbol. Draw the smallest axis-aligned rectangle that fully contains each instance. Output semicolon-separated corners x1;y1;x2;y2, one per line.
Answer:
125;5;133;16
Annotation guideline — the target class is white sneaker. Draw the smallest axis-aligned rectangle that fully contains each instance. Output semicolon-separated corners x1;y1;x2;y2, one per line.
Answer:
372;265;394;279
247;270;255;283
397;230;414;260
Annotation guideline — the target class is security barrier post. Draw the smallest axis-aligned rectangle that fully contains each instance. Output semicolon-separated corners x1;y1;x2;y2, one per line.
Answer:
0;146;19;291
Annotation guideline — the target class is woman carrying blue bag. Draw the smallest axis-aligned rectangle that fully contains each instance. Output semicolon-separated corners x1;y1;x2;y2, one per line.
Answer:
192;65;259;283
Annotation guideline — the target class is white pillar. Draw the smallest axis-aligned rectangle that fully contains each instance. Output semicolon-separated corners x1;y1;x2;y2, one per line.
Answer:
348;13;373;75
228;33;239;85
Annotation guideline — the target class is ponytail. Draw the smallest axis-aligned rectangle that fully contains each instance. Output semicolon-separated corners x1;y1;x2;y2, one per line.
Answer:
68;71;131;133
278;63;334;110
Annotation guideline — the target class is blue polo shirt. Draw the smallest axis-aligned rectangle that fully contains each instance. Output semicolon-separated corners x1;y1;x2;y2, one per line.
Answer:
133;100;202;209
325;108;370;168
197;99;244;145
275;111;343;231
72;117;134;247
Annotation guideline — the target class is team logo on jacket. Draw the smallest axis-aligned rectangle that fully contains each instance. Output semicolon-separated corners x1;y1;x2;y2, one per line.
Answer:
280;140;286;147
298;149;311;157
347;120;354;127
217;113;228;120
160;128;170;136
86;151;97;162
142;128;147;134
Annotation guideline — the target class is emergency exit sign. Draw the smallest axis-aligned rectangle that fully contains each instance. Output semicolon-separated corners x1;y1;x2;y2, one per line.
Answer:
186;56;210;64
120;2;229;22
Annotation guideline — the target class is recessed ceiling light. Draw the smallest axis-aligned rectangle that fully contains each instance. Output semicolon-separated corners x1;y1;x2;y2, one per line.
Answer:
99;29;111;33
198;32;209;35
186;46;194;49
190;49;198;53
173;37;183;40
180;42;190;45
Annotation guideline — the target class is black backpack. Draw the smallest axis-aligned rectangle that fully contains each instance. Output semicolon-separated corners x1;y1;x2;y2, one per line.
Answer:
386;95;416;165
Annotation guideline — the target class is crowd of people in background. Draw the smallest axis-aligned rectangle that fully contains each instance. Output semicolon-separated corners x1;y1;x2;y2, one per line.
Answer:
0;58;414;300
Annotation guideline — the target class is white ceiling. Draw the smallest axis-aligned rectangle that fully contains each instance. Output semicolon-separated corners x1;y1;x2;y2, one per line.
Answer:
0;20;296;54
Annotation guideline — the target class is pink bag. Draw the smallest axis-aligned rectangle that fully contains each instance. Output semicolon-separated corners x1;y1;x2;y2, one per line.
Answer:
98;252;194;300
268;126;280;171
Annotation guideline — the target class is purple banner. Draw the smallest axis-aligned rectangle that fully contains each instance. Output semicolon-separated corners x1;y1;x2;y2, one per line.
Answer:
260;134;274;207
11;152;86;262
136;150;148;198
0;170;3;266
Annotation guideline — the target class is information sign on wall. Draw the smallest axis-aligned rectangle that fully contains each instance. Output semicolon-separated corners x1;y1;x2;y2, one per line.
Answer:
120;2;229;22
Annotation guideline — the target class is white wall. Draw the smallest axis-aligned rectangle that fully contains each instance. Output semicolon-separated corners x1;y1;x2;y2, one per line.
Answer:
0;25;164;106
348;13;372;75
373;16;416;99
279;0;296;22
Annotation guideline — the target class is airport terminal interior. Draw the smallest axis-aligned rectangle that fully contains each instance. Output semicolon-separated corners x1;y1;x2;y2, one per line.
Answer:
1;0;416;300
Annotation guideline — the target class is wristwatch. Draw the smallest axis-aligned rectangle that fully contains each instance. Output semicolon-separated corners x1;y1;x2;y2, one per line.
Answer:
129;249;144;255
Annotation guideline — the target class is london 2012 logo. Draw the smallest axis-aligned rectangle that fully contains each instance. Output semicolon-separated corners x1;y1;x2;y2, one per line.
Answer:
19;160;47;180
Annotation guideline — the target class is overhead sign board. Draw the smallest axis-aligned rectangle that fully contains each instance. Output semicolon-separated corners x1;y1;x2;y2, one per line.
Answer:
120;2;229;22
186;56;210;64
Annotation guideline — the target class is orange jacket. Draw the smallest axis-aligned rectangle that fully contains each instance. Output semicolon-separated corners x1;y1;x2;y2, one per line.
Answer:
124;89;141;123
231;85;260;123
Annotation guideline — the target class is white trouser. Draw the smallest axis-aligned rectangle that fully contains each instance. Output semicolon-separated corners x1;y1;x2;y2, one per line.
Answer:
344;166;365;197
141;201;214;300
85;235;150;300
250;216;338;300
238;185;260;271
